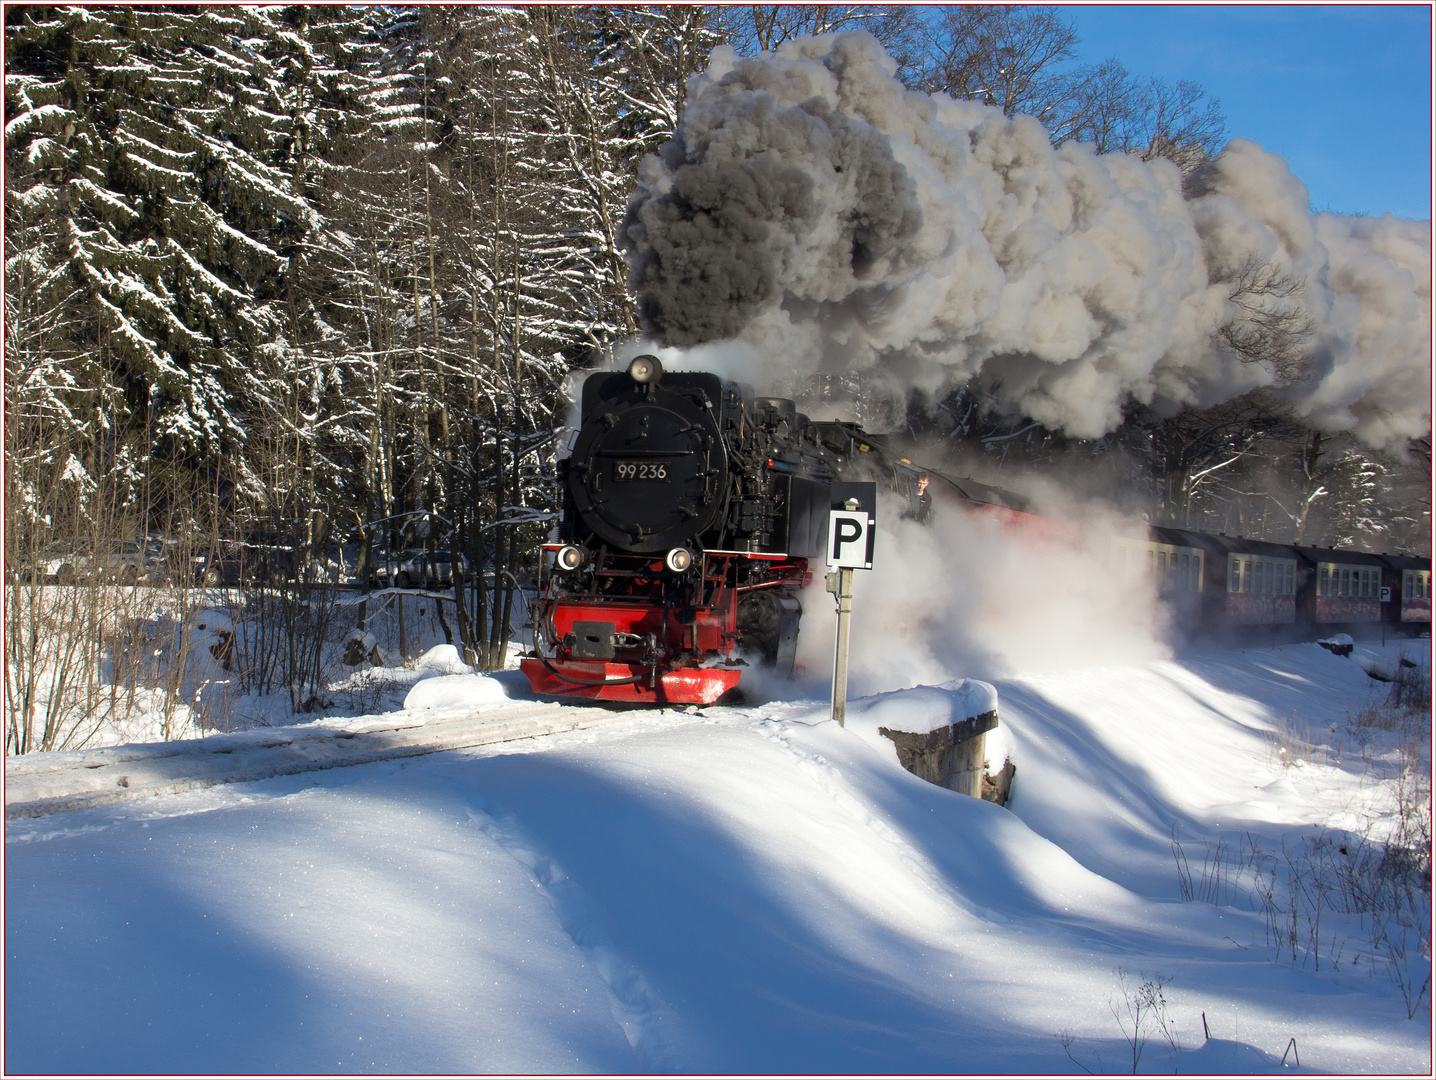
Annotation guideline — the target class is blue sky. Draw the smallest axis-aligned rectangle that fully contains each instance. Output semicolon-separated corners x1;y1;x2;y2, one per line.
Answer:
1064;5;1432;219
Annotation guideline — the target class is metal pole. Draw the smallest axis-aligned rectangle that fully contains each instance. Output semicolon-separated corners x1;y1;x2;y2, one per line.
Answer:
829;567;854;726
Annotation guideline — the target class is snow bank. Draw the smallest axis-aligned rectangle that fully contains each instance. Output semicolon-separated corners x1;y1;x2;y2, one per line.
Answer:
5;640;1429;1074
404;673;515;711
413;643;473;675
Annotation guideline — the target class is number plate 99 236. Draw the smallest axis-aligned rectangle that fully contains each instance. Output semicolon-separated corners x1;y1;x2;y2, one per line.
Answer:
614;461;669;481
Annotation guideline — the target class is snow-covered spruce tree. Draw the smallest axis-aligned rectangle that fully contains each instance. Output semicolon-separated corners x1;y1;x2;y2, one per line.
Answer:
226;6;380;565
4;6;371;541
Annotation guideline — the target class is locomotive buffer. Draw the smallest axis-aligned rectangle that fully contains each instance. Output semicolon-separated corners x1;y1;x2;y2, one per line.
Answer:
825;483;876;726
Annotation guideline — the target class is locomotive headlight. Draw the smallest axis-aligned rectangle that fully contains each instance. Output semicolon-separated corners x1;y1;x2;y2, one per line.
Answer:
664;546;694;573
627;354;662;384
555;545;587;572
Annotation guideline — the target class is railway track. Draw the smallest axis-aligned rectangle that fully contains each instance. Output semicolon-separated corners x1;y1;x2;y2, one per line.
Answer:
5;700;629;821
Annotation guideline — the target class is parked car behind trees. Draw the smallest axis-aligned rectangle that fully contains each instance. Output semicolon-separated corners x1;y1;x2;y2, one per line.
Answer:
388;549;469;588
14;539;158;584
194;537;298;586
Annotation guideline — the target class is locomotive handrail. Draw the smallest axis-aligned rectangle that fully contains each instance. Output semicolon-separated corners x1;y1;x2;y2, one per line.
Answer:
734;580;792;593
595;448;697;457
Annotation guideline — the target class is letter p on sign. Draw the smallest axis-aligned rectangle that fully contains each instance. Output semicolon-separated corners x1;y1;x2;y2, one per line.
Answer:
827;510;875;569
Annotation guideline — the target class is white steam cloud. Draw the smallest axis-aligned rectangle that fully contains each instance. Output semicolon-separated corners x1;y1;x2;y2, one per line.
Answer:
746;491;1171;701
623;33;1431;447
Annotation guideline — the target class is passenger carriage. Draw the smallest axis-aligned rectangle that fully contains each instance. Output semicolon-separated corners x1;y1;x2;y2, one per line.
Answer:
1375;553;1432;631
1290;545;1389;631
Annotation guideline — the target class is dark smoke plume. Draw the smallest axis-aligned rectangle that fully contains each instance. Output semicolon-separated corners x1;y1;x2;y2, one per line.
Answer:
622;33;1430;448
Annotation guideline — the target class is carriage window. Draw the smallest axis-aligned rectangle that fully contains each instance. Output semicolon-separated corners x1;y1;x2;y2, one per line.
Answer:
1193;555;1203;591
1180;553;1190;589
1265;562;1274;594
1341;567;1351;596
1318;566;1327;596
1426;573;1432;600
1229;558;1240;591
1405;572;1414;599
1362;570;1372;598
1158;551;1166;574
1245;559;1254;593
1285;564;1293;595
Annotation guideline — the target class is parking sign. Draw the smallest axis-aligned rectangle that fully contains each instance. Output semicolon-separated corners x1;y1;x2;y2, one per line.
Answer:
827;509;875;569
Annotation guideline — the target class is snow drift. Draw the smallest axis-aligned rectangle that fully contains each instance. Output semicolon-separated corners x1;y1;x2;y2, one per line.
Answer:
5;641;1429;1073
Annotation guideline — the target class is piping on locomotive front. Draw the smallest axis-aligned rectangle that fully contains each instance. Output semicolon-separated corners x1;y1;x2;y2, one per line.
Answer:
520;355;847;704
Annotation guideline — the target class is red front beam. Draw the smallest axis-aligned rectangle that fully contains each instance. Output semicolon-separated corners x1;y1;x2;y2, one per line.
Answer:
519;657;741;705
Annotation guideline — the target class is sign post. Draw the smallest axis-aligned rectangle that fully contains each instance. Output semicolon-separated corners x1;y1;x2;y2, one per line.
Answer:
825;483;876;726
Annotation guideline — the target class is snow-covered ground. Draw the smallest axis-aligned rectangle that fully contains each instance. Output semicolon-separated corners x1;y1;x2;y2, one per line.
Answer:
5;639;1430;1074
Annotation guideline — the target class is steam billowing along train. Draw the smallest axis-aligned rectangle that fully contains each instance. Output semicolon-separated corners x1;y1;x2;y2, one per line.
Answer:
520;357;1431;705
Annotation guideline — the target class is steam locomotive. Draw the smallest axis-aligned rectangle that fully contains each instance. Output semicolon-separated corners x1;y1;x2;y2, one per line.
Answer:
519;355;908;704
520;356;1430;705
